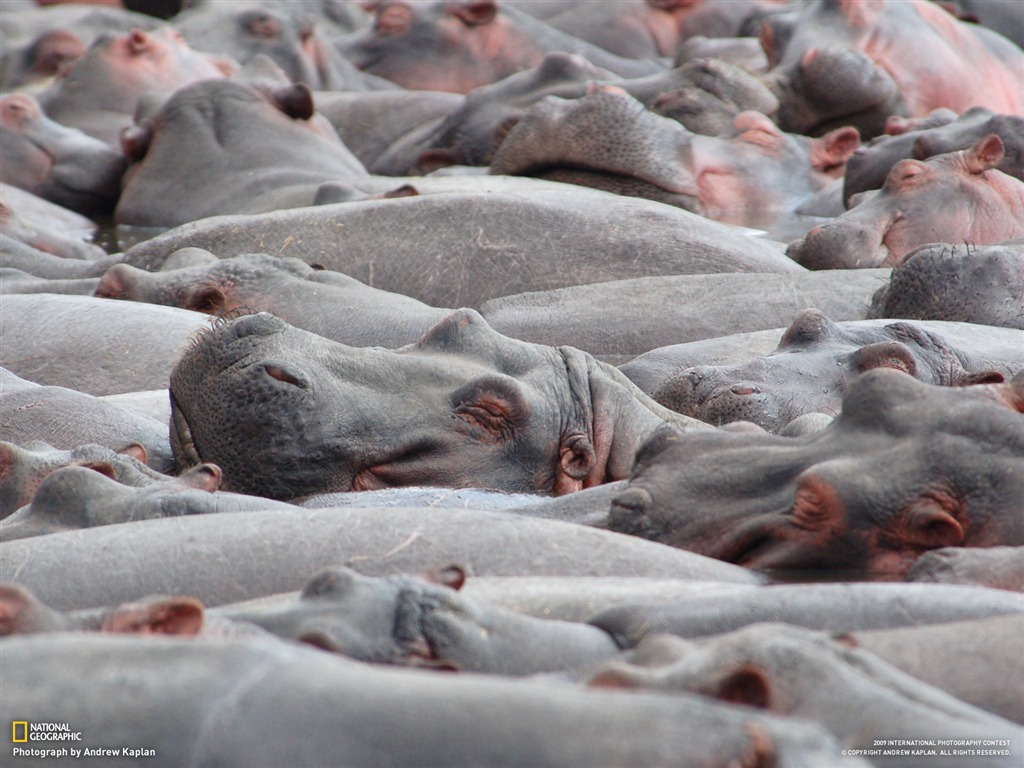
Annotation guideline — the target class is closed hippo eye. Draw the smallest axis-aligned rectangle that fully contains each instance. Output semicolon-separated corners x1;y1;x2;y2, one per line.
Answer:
264;363;306;389
789;474;842;531
450;376;528;443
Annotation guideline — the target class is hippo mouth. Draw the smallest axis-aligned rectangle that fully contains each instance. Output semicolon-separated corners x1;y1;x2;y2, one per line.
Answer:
169;390;204;471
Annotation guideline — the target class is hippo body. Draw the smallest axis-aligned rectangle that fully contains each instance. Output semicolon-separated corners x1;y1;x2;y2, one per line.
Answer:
907;547;1024;594
0;506;760;612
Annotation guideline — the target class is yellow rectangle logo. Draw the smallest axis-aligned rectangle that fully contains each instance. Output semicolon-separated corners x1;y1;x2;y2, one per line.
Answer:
12;722;28;742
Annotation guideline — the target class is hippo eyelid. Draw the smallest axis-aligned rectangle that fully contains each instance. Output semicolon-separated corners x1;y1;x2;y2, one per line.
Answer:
263;363;308;389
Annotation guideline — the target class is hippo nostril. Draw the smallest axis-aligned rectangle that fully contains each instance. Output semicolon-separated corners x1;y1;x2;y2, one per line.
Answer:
730;384;759;396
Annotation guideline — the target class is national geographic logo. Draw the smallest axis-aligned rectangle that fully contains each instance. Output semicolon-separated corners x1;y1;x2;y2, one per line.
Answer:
11;721;82;742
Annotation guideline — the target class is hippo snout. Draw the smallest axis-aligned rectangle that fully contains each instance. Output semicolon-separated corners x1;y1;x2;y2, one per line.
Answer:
787;220;888;270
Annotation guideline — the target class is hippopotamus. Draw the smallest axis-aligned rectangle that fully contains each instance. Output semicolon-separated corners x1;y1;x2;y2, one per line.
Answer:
941;0;1024;48
0;440;161;520
172;2;375;91
489;89;859;228
219;565;620;675
0;268;100;296
337;0;663;93
588;624;1024;767
841;615;1024;724
788;135;1024;269
0;294;209;396
907;546;1024;594
114;78;367;227
169;310;705;500
1;635;869;768
120;176;802;308
606;370;1024;576
37;26;234;146
868;240;1024;330
0;506;759;611
0;184;109;262
844;107;1024;204
0;368;173;472
635;309;1009;432
0;93;125;217
0;464;297;541
760;0;1024;138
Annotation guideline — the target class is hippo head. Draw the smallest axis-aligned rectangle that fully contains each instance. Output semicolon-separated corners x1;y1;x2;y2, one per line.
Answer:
650;309;1004;433
169;310;682;500
609;369;1024;576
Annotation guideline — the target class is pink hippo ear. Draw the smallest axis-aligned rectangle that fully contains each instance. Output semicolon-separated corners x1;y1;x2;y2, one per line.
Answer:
448;0;498;27
850;341;918;377
834;0;885;28
117;443;149;464
425;564;467;592
556;433;598;495
178;463;223;492
963;133;1004;174
588;663;643;690
732;111;783;150
717;664;772;710
102;597;205;636
0;584;34;636
811;126;861;175
121;122;154;163
902;499;964;549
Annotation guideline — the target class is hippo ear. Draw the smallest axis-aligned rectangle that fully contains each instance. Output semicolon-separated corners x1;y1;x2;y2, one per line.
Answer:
184;285;228;314
178;463;222;492
0;584;34;636
117;442;149;464
102;597;205;636
717;664;772;709
73;461;117;481
850;341;918;377
732;111;783;150
834;0;885;28
955;369;1005;387
448;0;498;26
963;133;1004;174
811;126;861;175
121;122;154;163
263;82;315;121
902;500;964;549
94;263;136;300
777;309;841;349
426;564;466;592
588;663;643;690
556;433;597;495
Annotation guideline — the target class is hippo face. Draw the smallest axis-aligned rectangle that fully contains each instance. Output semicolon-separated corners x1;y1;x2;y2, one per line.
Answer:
170;310;666;500
788;134;1024;269
651;309;1003;433
609;369;1024;576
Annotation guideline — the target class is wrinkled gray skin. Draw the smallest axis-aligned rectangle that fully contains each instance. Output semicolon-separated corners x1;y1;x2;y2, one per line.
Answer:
95;253;450;349
844;107;1023;204
588;624;1023;768
0;294;209;396
97;252;884;363
37;26;233;147
868;241;1024;330
607;371;1024;576
1;635;869;768
587;583;1024;648
0;440;163;520
907;547;1024;594
789;136;1024;270
0;507;760;611
122;176;800;311
489;89;858;229
0;464;297;541
845;615;1024;724
0;93;125;217
115;78;367;228
642;309;1009;432
220;566;620;676
0;369;173;473
169;310;705;500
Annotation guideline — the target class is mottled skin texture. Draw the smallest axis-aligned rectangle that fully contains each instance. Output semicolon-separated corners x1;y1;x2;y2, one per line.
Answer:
607;370;1024;576
788;135;1024;270
37;26;233;146
114;79;367;227
0;440;161;520
338;0;662;94
0;93;125;217
0;464;296;541
0;507;759;612
490;89;858;228
169;310;704;500
844;108;1024;204
761;0;1024;139
95;253;450;349
1;635;867;768
907;546;1024;594
220;565;619;675
588;624;1023;766
869;241;1024;330
646;309;1007;432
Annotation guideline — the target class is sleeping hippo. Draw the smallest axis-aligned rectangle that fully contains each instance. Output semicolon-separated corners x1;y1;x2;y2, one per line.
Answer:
168;310;705;500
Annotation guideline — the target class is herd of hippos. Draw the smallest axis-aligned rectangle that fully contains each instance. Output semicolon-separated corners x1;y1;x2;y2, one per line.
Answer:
2;0;1024;765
